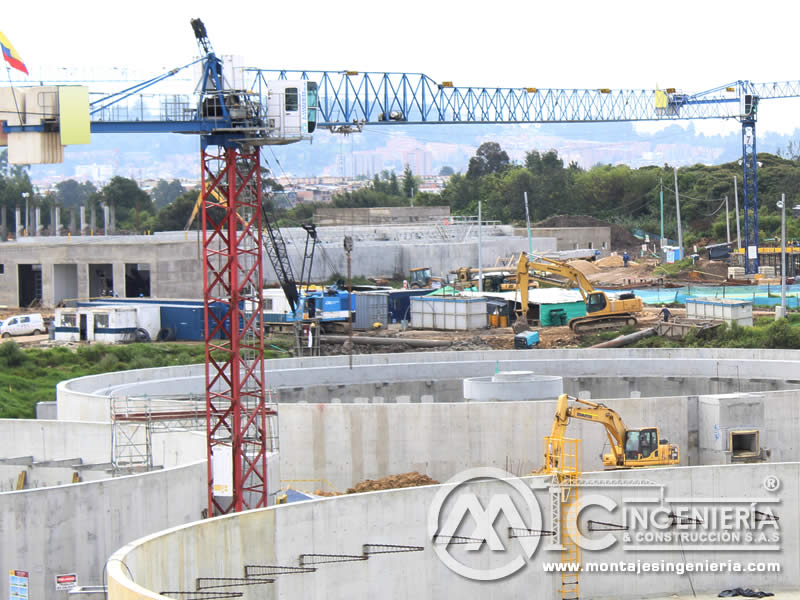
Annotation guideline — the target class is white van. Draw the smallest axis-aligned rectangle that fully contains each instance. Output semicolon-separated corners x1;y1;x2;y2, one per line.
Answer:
0;313;46;338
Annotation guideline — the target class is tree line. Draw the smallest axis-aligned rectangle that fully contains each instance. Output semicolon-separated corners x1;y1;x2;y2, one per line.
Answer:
4;143;800;244
327;142;800;247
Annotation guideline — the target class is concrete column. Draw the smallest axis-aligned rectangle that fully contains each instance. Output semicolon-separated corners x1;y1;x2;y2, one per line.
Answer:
112;263;126;297
15;207;22;238
54;206;61;236
90;204;96;234
80;206;87;235
77;263;90;301
34;207;41;236
109;204;115;233
41;263;54;308
103;205;109;235
0;205;6;239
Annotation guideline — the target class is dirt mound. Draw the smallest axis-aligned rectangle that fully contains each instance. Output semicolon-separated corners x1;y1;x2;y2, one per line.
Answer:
346;471;439;494
596;255;624;267
595;255;638;268
535;214;642;250
313;471;440;496
567;259;600;274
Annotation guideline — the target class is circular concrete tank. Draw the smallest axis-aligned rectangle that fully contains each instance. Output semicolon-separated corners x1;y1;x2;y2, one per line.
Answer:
463;370;563;401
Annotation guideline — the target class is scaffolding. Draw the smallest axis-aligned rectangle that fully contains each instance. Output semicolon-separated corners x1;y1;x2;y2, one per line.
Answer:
111;392;279;476
544;436;581;600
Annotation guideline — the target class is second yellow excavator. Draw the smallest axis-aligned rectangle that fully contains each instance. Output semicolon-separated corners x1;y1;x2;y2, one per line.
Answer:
543;394;680;472
520;254;643;333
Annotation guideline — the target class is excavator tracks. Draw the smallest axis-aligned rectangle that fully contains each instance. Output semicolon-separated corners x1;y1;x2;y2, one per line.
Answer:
569;314;638;334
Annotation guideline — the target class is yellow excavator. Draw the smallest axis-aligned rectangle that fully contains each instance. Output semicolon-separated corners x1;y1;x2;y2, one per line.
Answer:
453;253;643;333
543;394;679;472
521;254;643;333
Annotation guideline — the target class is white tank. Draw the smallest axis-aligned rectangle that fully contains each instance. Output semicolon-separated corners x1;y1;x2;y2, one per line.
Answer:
463;370;563;402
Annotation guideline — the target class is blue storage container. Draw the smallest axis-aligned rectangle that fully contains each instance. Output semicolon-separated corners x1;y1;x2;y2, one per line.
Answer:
386;289;432;323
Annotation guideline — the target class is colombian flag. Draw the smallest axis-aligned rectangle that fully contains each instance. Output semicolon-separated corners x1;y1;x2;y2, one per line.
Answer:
0;30;28;75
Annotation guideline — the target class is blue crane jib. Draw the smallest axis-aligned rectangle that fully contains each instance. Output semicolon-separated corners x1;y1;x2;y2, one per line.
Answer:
4;22;799;273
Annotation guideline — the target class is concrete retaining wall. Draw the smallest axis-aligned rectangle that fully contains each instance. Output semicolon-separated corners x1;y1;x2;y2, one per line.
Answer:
2;461;206;600
278;394;690;490
108;461;796;600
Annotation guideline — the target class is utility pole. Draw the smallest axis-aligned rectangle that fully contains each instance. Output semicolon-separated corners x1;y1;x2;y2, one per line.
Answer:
523;191;533;256
659;178;664;246
780;194;787;318
725;195;731;244
478;200;483;292
22;191;29;235
673;167;683;255
344;236;354;367
734;176;741;250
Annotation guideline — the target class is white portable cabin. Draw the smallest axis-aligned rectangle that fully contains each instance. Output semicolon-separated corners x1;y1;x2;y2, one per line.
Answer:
262;288;293;315
54;304;160;343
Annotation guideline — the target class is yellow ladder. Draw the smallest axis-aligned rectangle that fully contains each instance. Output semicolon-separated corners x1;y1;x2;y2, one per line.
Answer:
545;437;581;600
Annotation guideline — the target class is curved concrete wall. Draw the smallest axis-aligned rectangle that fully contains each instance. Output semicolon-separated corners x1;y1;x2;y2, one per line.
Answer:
56;349;800;491
108;461;795;600
58;349;800;422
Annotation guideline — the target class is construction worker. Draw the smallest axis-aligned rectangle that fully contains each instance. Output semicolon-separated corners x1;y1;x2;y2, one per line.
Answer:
659;306;672;322
623;251;630;267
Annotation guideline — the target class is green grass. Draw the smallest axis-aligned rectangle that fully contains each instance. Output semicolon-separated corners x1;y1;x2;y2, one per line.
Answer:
632;315;800;350
0;341;289;419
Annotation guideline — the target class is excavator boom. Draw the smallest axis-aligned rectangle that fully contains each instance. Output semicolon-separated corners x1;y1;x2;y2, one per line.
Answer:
545;394;679;471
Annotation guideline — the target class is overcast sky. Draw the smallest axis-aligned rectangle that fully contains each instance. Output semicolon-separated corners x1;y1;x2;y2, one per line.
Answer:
5;0;800;138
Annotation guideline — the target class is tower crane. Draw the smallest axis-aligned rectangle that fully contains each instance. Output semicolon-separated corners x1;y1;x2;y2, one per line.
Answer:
248;70;800;275
3;20;800;515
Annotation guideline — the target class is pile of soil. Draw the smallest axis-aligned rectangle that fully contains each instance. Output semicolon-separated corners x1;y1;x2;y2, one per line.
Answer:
595;255;639;268
346;471;439;494
535;214;642;250
596;255;623;267
314;471;439;496
567;259;600;274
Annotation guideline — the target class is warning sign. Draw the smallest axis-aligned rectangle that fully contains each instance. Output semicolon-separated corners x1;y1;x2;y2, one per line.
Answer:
55;573;78;591
9;570;29;600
